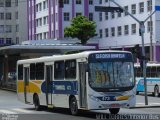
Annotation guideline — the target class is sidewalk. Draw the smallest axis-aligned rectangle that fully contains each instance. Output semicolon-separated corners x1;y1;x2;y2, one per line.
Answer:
130;103;160;109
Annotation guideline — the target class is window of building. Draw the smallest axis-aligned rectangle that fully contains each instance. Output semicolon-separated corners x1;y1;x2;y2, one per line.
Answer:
65;60;76;79
124;25;129;35
5;25;12;33
76;0;81;4
111;27;115;37
76;12;82;17
43;1;46;9
99;0;102;4
0;25;4;33
0;38;4;44
15;0;18;6
99;12;102;21
105;12;108;20
131;4;136;14
30;63;36;80
6;38;12;44
99;29;103;38
6;13;12;20
54;61;65;79
15;11;18;19
89;13;93;21
64;12;70;21
36;4;38;12
124;6;128;16
5;0;11;7
18;65;23;80
36;63;44;80
147;0;152;12
139;2;144;13
131;24;136;34
105;0;109;2
89;0;93;5
0;13;4;20
64;0;69;4
43;32;48;39
16;37;19;44
16;24;19;32
117;12;121;18
111;12;115;19
117;26;122;36
39;18;42;26
39;3;42;11
105;28;109;37
43;16;48;25
147;21;153;32
0;0;4;7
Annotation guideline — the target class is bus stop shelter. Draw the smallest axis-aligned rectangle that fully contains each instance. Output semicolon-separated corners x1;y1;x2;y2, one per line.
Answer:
0;43;96;89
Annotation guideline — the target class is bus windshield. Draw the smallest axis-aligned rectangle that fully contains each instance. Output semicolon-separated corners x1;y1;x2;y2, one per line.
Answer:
89;61;135;91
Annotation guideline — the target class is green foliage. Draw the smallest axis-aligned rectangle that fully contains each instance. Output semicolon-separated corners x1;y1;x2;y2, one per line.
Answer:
64;15;97;45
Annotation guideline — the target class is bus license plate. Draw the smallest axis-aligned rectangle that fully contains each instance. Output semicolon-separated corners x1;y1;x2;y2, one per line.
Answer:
111;103;120;108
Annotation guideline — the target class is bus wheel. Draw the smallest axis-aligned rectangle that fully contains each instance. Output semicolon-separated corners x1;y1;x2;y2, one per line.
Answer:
69;97;78;115
154;86;159;97
136;91;139;95
33;94;41;111
109;108;120;114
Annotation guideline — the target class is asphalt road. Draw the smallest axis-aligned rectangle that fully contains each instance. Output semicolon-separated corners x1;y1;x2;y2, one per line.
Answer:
0;90;160;120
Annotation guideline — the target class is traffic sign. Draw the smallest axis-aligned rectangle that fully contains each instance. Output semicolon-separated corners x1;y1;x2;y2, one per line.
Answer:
155;6;160;11
95;6;123;13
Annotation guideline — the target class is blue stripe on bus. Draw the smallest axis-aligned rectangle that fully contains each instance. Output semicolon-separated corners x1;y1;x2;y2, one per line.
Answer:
41;81;78;95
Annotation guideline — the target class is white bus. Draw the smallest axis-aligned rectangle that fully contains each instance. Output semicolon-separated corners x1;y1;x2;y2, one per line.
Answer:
17;50;136;115
135;63;160;97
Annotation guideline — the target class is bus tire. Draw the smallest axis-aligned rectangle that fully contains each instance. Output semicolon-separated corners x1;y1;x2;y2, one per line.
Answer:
69;97;78;115
109;108;120;114
154;86;159;97
33;94;41;111
136;91;139;95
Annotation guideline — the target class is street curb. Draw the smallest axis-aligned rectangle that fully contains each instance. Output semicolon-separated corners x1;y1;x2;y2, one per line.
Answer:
130;105;160;109
0;87;16;92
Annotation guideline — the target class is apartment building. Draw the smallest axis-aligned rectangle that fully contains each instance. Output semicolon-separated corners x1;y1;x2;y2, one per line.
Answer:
0;0;27;46
27;0;160;62
97;0;160;62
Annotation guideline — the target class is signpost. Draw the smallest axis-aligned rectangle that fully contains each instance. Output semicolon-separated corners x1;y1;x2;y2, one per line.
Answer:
95;0;160;105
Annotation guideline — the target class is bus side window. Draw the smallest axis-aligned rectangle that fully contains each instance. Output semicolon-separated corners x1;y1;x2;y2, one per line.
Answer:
157;67;160;77
137;67;142;77
65;60;76;79
54;61;65;80
18;64;23;80
146;67;151;77
36;63;44;80
150;66;157;77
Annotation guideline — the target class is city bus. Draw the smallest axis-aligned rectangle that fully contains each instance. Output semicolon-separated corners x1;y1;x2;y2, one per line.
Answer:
135;63;160;97
17;50;136;115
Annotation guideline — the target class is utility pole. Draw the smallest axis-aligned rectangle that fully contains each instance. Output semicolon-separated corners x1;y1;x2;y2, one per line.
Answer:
108;0;157;105
150;0;153;61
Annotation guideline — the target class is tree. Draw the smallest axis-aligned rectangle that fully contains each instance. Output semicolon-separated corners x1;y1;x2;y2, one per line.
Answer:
64;15;97;45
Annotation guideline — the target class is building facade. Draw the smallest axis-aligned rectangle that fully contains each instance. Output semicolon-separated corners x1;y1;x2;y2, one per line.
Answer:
27;0;160;62
0;0;27;46
97;0;160;62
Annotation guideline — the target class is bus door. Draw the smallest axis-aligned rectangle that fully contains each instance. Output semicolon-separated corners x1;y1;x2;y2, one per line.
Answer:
24;67;29;103
45;65;53;107
79;62;87;108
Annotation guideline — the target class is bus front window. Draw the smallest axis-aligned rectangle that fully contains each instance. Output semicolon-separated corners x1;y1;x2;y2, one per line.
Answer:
89;62;134;91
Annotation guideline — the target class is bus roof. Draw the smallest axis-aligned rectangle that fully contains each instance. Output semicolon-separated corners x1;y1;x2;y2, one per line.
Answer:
17;50;132;64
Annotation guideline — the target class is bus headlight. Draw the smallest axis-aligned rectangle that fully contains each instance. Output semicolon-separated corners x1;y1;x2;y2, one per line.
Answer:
88;94;100;102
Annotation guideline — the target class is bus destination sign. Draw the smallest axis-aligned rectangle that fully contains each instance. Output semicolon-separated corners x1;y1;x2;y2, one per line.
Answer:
95;53;126;59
